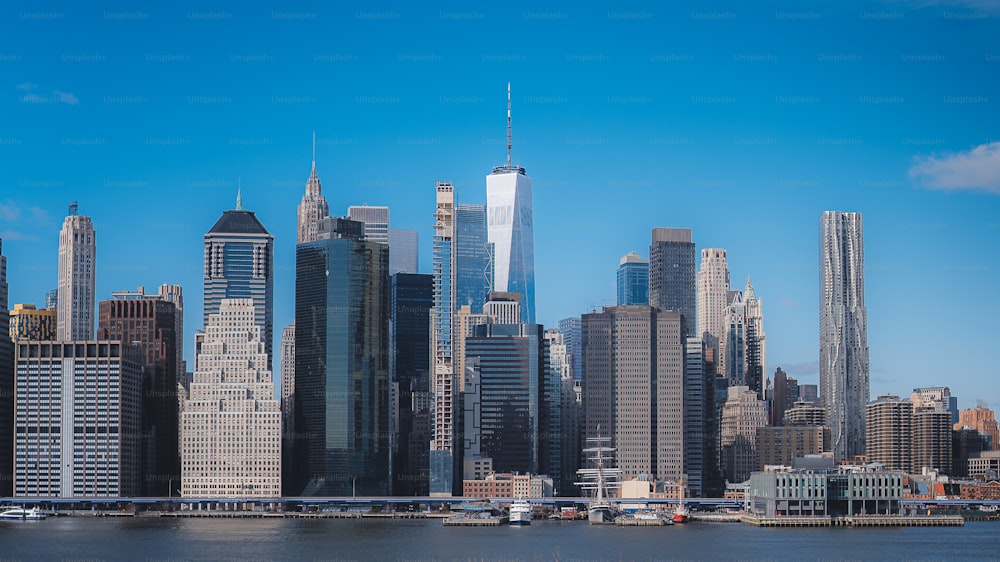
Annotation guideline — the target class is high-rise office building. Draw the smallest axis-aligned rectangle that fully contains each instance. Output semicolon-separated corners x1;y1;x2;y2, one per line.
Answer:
0;240;12;496
743;278;765;398
57;202;96;341
486;84;535;325
770;368;798;427
910;387;955;418
388;228;419;275
720;386;767;483
9;304;57;340
280;322;295;495
181;299;280;498
582;305;684;483
430;182;457;496
455;203;492;313
463;323;555;482
558;317;582;382
616;251;649;306
293;217;390;496
722;278;766;398
649;227;696;337
45;288;58;310
297;132;330;245
391;273;433;496
547;328;581;497
684;337;719;497
819;211;869;461
15;340;143;497
756;426;825;469
204;194;274;370
98;286;182;496
697;248;729;369
348;205;390;243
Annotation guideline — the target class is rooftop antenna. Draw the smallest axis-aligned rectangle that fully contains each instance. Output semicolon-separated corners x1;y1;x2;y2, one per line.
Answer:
68;201;79;216
236;178;243;210
311;131;316;171
506;82;512;168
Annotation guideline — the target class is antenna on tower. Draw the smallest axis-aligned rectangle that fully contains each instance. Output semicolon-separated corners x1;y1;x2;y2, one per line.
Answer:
68;201;79;216
311;131;317;171
506;82;512;168
236;178;243;210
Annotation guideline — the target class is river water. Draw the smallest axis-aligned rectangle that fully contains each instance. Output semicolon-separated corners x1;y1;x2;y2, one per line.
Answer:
1;517;996;561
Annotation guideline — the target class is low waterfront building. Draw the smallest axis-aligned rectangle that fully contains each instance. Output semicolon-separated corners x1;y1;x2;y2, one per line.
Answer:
745;464;904;517
462;472;554;498
967;450;1000;481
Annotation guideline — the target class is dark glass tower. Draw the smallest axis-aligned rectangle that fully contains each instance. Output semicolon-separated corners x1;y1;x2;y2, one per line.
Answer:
649;228;696;337
454;203;492;314
617;251;649;306
292;217;390;496
391;272;433;496
203;196;274;370
0;239;12;497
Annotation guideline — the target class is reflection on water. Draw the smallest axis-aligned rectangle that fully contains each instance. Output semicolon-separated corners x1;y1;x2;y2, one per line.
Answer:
1;517;995;561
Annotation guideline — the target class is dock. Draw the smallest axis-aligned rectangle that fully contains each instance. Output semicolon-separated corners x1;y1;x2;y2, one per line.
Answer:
615;516;668;526
442;515;509;526
741;514;964;527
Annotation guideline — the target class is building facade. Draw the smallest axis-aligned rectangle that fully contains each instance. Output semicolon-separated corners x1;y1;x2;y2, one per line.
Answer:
454;203;492;314
181;299;280;498
819;211;869;461
14;340;142;497
0;240;11;496
956;406;1000;450
97;287;182;496
721;386;768;484
9;303;57;341
388;228;419;275
486;85;535;325
280;322;295;495
865;395;912;472
204;198;275;370
648;227;696;338
293;217;390;497
431;182;457;495
697;248;729;370
616;251;649;306
582;305;684;483
56;203;96;341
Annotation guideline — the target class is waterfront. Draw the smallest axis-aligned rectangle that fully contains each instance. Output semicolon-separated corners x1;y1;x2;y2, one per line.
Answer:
0;517;995;561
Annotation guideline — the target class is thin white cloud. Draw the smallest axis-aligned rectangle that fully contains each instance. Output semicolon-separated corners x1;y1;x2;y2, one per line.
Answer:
0;230;33;241
909;141;1000;194
0;201;21;222
55;91;79;105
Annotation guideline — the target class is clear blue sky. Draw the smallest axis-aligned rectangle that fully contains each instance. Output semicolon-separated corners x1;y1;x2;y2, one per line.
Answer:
2;1;999;409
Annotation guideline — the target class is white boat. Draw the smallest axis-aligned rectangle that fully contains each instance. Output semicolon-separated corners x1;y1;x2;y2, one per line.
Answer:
509;498;531;525
0;507;47;520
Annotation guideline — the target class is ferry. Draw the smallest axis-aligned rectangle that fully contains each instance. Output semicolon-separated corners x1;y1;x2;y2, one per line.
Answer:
0;507;47;520
509;498;531;525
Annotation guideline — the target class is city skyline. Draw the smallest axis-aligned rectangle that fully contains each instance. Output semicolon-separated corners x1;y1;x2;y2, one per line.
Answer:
2;1;999;410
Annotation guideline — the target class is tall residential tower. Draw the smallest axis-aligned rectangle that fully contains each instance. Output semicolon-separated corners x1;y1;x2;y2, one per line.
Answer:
819;211;869;460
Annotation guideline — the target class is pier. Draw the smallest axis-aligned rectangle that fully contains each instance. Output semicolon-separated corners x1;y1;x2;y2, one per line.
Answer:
741;514;964;527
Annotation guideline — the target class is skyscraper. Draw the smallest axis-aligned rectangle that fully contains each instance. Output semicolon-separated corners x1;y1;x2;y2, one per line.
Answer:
616;251;649;306
582;305;684;483
558;317;583;382
486;84;535;325
388;228;419;275
743;278;766;399
348;205;390;243
697;248;730;369
865;395;912;472
280;322;295;495
293;217;390;496
819;211;869;460
720;386;767;483
430;182;457;495
297;132;330;245
0;240;12;496
649;227;696;337
204;194;275;370
57;202;96;340
15;341;143;497
455;203;492;313
181;299;281;498
391;273;433;496
98;286;182;496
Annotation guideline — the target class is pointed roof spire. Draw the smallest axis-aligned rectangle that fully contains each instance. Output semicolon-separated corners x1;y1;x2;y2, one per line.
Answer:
744;276;756;301
506;82;512;168
236;178;243;210
311;130;317;172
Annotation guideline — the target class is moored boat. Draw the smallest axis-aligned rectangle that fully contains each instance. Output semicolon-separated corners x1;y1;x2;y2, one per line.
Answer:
0;507;47;520
509;498;531;526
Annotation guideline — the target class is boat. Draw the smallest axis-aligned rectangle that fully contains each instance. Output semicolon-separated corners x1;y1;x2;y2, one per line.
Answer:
509;498;531;526
672;479;690;524
0;507;47;520
575;429;621;524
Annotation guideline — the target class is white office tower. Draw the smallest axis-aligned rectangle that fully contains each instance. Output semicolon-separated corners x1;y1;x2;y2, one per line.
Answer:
697;248;729;372
486;84;535;324
297;132;330;244
57;202;96;340
819;211;869;461
348;205;390;244
181;298;281;498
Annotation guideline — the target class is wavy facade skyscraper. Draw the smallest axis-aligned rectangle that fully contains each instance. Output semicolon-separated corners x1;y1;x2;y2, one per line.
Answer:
486;84;535;324
819;211;869;461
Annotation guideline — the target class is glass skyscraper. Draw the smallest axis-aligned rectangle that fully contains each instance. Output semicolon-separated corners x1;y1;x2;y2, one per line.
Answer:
430;183;456;496
455;203;492;314
292;217;390;496
819;211;869;461
616;251;649;306
203;197;274;370
649;227;696;338
486;85;535;324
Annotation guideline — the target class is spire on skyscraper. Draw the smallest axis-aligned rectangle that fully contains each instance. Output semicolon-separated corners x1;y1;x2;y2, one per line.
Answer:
745;276;756;301
236;180;243;211
506;82;512;169
311;130;317;172
298;133;330;244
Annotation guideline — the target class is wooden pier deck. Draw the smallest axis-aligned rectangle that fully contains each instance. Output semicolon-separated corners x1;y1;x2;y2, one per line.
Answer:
741;514;964;527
